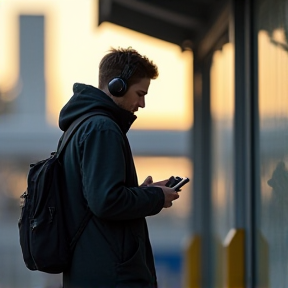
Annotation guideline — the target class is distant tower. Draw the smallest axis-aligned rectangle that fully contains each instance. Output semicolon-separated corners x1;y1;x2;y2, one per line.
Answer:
0;15;61;159
14;15;46;119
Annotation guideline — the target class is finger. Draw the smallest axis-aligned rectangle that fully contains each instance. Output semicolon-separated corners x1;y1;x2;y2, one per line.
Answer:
143;176;153;186
164;201;173;208
155;180;168;186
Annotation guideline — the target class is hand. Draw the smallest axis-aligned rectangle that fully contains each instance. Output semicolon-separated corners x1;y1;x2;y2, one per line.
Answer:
140;176;169;187
140;176;153;186
152;179;169;186
159;186;179;208
140;176;179;208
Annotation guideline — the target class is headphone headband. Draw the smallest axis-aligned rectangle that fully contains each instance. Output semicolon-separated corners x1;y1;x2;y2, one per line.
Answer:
108;52;137;97
120;63;135;80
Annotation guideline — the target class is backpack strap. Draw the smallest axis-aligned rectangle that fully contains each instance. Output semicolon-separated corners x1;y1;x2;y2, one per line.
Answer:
56;110;112;251
57;111;107;156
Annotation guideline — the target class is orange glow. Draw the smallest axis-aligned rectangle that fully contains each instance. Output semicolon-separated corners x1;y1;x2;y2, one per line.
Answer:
258;29;288;121
210;43;235;233
211;171;231;211
210;43;234;122
0;0;193;130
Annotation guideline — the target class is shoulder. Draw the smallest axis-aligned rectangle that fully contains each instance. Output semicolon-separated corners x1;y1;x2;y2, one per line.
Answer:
77;114;123;143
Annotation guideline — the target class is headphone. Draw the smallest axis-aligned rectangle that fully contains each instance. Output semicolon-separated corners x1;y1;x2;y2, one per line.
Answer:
108;53;136;97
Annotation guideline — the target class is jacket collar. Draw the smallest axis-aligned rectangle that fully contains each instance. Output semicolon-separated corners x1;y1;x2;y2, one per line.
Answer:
92;91;137;135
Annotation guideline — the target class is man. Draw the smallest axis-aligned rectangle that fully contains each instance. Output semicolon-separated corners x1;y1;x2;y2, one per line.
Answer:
59;47;180;288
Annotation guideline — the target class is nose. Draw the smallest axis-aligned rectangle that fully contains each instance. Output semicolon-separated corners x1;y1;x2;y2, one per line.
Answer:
139;96;145;108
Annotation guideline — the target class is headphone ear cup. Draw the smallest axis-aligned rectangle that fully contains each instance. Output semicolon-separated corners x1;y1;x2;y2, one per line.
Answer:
108;77;127;97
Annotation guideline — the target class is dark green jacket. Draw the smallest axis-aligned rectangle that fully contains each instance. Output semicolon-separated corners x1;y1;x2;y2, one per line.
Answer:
60;83;164;288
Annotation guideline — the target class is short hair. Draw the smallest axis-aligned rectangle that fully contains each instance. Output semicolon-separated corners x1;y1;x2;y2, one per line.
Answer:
98;47;159;89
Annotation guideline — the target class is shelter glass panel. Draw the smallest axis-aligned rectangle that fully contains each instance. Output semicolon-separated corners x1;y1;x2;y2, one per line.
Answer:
210;42;235;287
256;0;288;287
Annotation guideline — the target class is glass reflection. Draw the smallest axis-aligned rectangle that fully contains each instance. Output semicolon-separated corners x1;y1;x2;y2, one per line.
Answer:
257;0;288;286
210;42;235;287
210;43;235;240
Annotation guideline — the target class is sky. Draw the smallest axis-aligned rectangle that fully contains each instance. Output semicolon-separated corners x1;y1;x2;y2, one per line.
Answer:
0;0;193;130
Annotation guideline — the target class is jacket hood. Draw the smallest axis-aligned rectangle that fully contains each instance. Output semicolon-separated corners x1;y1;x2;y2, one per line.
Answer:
59;83;137;133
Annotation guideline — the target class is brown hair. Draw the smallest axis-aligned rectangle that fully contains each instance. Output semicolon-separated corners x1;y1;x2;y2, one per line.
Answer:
98;47;159;89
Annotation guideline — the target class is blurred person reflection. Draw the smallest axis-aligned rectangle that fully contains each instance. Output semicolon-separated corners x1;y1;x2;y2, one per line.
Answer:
266;161;288;287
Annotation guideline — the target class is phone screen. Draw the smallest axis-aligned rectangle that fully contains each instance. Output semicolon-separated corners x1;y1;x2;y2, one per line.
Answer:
172;177;189;191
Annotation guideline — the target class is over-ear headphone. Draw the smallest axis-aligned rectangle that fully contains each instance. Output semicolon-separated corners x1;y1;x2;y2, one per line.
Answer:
108;53;136;97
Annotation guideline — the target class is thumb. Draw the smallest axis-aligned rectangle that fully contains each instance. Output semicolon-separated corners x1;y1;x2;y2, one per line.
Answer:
143;176;153;186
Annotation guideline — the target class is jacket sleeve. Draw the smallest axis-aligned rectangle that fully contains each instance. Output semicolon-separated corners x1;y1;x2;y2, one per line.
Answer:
79;121;164;220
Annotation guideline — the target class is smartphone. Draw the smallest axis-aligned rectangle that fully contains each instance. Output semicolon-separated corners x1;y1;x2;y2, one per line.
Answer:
172;177;189;191
165;176;182;188
165;176;190;191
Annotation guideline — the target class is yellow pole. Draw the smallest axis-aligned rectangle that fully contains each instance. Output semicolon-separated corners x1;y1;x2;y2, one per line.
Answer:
223;229;245;288
183;234;201;288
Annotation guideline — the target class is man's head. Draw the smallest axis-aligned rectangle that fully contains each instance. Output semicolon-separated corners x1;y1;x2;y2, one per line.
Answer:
99;47;158;114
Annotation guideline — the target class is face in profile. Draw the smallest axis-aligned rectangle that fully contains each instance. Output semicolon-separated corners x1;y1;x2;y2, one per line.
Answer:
113;78;150;114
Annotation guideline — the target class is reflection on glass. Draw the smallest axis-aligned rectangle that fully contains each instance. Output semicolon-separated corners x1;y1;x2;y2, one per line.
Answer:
257;1;288;286
258;29;288;123
210;43;234;240
210;42;235;287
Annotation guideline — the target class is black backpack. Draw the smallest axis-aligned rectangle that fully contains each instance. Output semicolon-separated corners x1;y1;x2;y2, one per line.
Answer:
18;111;102;274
